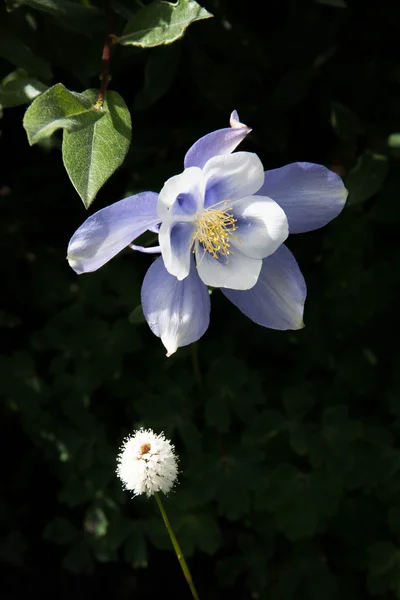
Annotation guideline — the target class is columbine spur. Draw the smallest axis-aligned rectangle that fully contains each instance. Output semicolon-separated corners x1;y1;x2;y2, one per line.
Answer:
67;111;348;356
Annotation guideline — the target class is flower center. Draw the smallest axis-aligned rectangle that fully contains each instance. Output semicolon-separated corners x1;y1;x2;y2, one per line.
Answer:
139;443;151;457
192;203;237;261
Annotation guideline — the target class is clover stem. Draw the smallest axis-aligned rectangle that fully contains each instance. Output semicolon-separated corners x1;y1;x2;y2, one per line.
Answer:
154;492;200;600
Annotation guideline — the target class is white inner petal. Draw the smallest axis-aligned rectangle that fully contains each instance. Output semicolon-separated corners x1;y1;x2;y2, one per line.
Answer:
195;241;262;290
158;221;194;280
203;152;265;207
230;195;289;259
157;167;205;222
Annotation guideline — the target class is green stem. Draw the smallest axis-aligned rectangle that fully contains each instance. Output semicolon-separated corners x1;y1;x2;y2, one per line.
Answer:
154;493;200;600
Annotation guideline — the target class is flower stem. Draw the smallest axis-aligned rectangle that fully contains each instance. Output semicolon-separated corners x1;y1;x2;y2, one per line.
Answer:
154;493;200;600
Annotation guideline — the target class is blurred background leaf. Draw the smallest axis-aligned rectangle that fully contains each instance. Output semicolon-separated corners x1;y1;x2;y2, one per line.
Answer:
0;69;48;108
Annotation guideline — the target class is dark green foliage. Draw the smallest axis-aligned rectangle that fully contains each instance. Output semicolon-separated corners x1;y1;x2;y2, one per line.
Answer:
1;0;400;598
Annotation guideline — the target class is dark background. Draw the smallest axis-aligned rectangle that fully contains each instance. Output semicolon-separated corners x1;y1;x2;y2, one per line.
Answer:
2;0;400;598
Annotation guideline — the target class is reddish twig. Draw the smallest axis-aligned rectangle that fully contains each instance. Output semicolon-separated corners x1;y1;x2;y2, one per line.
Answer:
95;0;115;109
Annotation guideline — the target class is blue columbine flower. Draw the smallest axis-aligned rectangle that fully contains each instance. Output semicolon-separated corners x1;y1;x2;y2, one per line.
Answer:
67;111;348;356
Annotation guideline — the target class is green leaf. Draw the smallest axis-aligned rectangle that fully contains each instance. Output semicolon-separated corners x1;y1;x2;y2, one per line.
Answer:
58;476;94;507
289;424;309;456
368;541;399;576
314;0;347;6
323;405;362;442
388;505;400;535
282;383;316;419
6;0;103;32
84;507;108;538
244;409;286;444
345;152;389;206
63;540;94;574
107;516;135;551
0;70;48;109
23;84;105;145
124;532;148;568
135;44;180;110
176;513;221;555
43;517;79;545
128;304;146;325
256;465;340;541
330;101;361;142
388;133;400;149
0;29;51;80
205;393;230;432
62;90;132;208
119;0;213;48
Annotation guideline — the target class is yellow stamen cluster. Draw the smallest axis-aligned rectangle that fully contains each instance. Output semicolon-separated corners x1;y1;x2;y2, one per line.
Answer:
192;204;237;261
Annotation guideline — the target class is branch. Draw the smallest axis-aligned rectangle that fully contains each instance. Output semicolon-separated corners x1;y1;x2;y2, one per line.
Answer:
95;0;115;109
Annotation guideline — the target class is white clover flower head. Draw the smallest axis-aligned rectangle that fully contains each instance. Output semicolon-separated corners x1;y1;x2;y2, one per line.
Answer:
116;428;178;497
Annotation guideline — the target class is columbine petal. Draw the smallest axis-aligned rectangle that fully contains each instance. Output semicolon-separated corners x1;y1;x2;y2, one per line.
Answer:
67;192;159;274
222;244;306;329
184;111;251;170
258;162;348;234
141;256;210;357
230;110;247;129
158;221;195;280
203;152;265;208
230;195;288;259
195;243;262;290
157;167;205;222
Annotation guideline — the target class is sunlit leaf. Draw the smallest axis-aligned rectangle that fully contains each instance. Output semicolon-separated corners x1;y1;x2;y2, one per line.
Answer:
23;84;105;145
62;90;131;208
0;70;48;108
119;0;213;48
